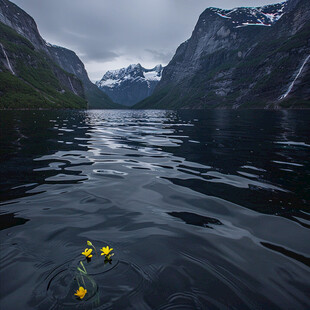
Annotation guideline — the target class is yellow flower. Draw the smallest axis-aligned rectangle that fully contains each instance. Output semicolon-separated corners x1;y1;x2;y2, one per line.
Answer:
82;248;93;258
100;246;113;257
74;286;87;299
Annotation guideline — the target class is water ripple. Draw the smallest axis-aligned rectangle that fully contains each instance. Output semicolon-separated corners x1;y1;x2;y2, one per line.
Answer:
0;110;310;309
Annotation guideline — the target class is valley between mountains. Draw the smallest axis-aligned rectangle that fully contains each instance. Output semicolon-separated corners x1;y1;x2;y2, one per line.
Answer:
0;0;309;109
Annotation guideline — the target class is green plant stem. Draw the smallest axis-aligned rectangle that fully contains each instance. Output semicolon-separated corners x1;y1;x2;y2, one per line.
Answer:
92;245;98;257
80;261;87;274
80;273;86;287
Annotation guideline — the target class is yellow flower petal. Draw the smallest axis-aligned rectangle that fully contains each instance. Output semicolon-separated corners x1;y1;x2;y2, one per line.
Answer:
82;248;93;258
100;246;114;256
74;286;87;299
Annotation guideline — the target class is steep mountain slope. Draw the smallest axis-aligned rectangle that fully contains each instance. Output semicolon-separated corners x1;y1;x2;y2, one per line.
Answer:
0;0;117;109
96;64;162;107
136;0;310;109
48;45;118;109
0;21;86;109
0;0;49;51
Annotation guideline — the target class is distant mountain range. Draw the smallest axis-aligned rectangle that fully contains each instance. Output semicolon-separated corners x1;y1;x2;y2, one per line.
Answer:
136;0;310;109
0;0;118;109
96;64;163;107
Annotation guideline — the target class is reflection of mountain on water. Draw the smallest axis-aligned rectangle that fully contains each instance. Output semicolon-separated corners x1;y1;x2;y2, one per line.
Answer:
0;212;29;230
168;211;222;229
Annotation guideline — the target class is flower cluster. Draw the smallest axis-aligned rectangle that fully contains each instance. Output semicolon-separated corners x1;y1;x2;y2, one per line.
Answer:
74;240;114;300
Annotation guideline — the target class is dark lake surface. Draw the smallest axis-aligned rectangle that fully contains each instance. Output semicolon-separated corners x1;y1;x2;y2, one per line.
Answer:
0;110;309;310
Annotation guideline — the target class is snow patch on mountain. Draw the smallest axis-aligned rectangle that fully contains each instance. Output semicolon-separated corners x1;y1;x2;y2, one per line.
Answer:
99;78;120;88
210;2;287;28
144;71;161;82
96;63;163;106
96;63;162;88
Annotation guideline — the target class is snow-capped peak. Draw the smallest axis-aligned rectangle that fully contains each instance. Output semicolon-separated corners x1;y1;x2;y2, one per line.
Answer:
208;1;288;28
96;64;163;88
96;64;164;107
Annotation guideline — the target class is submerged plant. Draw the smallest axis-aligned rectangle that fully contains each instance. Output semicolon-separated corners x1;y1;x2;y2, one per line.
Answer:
74;286;87;299
77;261;87;275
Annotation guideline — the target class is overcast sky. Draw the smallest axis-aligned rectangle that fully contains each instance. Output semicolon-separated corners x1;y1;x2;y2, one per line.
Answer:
12;0;281;81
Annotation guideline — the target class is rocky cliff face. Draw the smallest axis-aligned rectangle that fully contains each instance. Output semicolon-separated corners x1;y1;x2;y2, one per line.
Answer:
136;0;310;109
0;0;116;109
48;45;117;109
96;64;162;107
0;0;48;51
0;25;86;108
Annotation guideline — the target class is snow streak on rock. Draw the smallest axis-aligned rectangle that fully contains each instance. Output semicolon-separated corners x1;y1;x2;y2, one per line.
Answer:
0;42;15;75
280;55;310;100
68;76;78;95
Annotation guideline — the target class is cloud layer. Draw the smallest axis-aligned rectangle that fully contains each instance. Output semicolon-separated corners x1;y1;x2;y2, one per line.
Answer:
12;0;280;81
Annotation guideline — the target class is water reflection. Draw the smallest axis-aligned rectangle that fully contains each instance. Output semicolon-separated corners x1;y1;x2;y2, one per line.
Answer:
168;211;223;229
0;212;29;230
0;110;310;309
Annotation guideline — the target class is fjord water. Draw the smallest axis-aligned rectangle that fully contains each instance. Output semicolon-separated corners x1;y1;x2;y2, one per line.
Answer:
0;110;309;310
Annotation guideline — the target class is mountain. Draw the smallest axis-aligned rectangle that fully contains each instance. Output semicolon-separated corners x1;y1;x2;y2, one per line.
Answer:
96;64;163;107
0;0;117;109
0;0;86;109
47;45;118;109
0;22;86;109
135;0;310;109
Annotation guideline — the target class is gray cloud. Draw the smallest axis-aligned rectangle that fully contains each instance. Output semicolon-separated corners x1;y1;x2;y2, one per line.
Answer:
145;49;174;64
81;49;119;62
11;0;282;81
